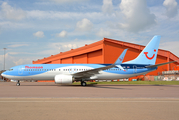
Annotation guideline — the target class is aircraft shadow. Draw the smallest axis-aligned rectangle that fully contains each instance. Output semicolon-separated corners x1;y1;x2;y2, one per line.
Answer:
11;83;171;89
59;84;130;90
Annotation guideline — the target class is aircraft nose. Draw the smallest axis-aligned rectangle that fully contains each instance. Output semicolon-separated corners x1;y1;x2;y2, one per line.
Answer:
1;72;6;78
1;73;5;77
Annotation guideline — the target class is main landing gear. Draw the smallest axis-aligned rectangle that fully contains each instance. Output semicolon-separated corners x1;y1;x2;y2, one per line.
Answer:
16;80;20;86
81;81;86;86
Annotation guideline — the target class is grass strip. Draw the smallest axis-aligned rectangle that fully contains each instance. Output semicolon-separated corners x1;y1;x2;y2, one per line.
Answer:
73;81;179;85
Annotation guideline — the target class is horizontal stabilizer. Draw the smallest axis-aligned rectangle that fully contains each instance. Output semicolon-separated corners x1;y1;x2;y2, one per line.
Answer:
145;61;176;68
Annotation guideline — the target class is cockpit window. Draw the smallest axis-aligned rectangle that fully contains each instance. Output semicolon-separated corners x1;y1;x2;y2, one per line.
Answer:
8;69;13;71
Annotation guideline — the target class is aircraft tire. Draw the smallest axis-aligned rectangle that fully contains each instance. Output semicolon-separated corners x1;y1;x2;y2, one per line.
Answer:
16;82;20;86
81;82;86;86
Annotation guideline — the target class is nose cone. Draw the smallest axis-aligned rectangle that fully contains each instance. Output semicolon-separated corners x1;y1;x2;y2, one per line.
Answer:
1;71;14;80
1;72;6;78
1;73;5;77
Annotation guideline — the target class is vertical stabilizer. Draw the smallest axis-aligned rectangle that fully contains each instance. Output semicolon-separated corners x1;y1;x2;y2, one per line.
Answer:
124;35;161;65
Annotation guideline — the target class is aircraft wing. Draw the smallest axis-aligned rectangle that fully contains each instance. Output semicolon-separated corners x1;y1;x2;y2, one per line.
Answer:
145;61;176;68
73;49;128;79
72;64;115;79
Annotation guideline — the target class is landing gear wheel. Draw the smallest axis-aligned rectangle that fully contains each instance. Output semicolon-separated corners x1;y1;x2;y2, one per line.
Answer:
16;83;20;86
16;80;20;86
81;82;86;86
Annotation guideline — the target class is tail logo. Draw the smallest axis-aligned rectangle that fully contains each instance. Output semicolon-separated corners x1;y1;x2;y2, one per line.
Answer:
144;49;156;60
119;57;123;61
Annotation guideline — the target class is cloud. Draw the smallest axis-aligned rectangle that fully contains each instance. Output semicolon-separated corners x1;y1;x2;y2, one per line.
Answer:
8;44;29;48
76;18;93;32
0;53;32;70
0;53;13;70
13;58;32;66
45;39;97;55
64;44;77;49
8;52;19;55
96;28;112;38
33;31;45;38
26;10;106;21
56;30;67;37
48;0;88;4
160;41;179;57
163;0;178;18
0;2;26;20
102;0;113;15
118;0;156;33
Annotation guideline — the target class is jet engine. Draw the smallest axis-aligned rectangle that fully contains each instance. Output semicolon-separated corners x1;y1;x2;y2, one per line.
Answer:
54;75;73;84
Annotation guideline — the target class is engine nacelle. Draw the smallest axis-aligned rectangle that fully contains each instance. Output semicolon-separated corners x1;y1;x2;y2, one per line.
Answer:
54;75;73;84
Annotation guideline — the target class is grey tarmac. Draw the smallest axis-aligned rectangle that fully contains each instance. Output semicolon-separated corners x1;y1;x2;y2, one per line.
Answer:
0;82;179;120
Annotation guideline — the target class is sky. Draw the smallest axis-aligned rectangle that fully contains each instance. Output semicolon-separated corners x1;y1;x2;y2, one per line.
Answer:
0;0;179;70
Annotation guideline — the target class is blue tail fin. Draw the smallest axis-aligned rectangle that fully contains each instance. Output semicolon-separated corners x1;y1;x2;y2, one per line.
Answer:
115;49;128;64
124;35;161;65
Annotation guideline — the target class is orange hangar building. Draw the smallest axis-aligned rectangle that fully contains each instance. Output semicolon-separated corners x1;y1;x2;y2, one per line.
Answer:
33;38;179;81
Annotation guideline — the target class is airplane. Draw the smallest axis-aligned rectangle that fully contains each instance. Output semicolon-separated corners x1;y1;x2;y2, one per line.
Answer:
1;35;175;86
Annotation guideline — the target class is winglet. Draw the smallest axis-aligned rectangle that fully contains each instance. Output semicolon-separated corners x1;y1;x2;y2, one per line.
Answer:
115;49;128;65
114;49;128;72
